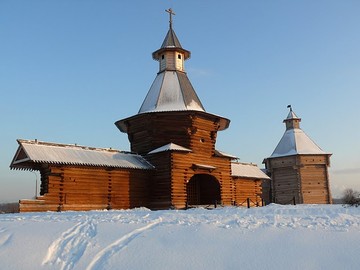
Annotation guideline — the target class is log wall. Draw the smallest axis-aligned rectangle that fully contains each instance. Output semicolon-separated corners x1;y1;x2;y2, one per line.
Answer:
298;155;331;204
19;110;267;211
265;154;332;204
20;166;151;212
125;112;193;155
271;167;300;204
171;152;233;208
124;111;225;156
139;112;234;209
146;152;172;209
233;178;262;206
261;179;271;205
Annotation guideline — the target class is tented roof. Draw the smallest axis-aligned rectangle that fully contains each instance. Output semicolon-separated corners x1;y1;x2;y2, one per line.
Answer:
231;162;270;180
267;108;331;159
152;28;191;60
161;28;182;48
138;71;205;114
285;110;300;120
10;139;154;170
269;128;328;158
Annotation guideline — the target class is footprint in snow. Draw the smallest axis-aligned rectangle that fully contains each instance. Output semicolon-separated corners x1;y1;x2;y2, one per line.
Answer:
0;228;13;247
86;217;162;270
42;216;97;270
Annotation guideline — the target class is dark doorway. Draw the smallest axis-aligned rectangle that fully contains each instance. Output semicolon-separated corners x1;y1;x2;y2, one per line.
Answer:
186;174;221;205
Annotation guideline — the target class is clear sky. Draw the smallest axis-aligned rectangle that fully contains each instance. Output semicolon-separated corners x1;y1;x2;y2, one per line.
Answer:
1;0;359;202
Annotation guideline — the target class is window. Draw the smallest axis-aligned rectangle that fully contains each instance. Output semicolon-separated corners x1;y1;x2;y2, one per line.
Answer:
178;54;181;59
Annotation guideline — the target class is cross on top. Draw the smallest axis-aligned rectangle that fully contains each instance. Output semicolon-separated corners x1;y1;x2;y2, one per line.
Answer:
165;8;175;28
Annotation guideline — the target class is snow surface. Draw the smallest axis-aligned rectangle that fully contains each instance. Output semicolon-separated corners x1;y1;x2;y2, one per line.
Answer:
0;205;359;270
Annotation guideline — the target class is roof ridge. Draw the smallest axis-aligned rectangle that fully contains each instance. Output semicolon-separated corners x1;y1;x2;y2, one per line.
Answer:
231;161;258;167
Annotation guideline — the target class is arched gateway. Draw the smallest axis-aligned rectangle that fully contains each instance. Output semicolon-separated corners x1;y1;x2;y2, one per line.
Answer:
186;174;221;206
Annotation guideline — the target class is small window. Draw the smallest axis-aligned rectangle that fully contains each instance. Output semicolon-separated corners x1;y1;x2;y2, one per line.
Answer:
162;55;164;60
178;54;182;59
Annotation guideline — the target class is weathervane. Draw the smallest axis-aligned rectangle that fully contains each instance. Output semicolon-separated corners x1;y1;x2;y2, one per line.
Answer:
165;8;175;28
287;104;292;112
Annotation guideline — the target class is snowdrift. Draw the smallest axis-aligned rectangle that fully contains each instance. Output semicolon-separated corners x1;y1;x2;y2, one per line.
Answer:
0;204;359;270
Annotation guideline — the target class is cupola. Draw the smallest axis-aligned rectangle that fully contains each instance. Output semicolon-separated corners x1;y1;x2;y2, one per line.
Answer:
137;8;206;114
284;105;301;130
152;8;191;72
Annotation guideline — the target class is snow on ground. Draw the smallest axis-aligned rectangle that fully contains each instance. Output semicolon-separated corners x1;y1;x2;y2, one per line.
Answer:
0;204;359;270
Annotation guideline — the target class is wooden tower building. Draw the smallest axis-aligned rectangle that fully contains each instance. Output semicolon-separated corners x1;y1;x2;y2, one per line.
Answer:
10;9;270;212
263;106;332;204
116;9;233;209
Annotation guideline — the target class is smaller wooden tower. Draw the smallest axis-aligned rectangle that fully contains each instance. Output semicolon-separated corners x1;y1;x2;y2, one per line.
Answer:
264;106;332;204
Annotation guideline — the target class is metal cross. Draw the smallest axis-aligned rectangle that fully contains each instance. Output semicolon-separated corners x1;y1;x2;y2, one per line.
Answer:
165;8;175;28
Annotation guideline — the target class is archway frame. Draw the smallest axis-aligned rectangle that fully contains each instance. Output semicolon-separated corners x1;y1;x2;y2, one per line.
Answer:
186;173;221;207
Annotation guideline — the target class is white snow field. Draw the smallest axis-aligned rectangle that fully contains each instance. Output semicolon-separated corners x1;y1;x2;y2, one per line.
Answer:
0;204;359;270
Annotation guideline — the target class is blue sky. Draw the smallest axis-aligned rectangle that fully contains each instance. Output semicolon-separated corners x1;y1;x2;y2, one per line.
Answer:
1;0;359;202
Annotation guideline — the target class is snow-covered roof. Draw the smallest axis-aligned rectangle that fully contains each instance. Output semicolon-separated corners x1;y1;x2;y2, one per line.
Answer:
147;143;192;155
10;139;154;170
231;162;270;180
214;150;238;159
192;164;216;171
267;108;331;159
138;71;205;114
269;128;328;158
